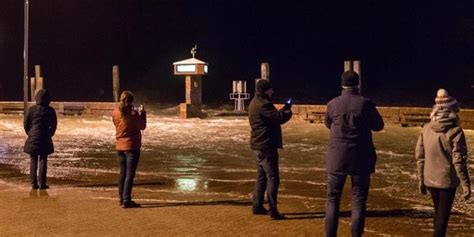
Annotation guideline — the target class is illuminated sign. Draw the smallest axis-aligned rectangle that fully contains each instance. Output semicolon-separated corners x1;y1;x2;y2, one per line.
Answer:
176;64;196;73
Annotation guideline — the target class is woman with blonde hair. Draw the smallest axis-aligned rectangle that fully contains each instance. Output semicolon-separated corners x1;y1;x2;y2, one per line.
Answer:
112;91;146;208
415;89;471;236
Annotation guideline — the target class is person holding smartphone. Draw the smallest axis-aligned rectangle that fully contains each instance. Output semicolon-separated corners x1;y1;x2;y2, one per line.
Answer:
248;79;292;220
112;91;147;208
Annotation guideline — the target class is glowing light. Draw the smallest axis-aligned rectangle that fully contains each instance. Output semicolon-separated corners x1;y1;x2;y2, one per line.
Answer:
176;64;196;73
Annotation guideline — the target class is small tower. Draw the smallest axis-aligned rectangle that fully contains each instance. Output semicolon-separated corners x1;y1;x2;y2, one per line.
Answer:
173;45;208;119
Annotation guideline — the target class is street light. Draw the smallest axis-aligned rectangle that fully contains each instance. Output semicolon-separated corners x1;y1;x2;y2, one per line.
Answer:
23;0;29;113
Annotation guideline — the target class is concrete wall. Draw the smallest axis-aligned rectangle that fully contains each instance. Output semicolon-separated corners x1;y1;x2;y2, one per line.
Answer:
277;104;474;130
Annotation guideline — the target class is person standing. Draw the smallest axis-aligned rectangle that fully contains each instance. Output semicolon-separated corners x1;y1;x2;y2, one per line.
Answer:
324;71;384;236
112;91;146;208
248;79;292;220
416;89;471;237
24;89;57;190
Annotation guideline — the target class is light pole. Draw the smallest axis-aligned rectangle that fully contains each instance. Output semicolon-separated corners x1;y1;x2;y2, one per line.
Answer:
23;0;29;113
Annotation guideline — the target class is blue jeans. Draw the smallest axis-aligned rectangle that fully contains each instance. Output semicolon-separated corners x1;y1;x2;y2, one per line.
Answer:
252;149;280;215
117;150;140;203
30;154;48;186
325;173;371;237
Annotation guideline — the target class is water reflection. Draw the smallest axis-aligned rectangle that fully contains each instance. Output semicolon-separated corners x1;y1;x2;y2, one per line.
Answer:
176;178;199;192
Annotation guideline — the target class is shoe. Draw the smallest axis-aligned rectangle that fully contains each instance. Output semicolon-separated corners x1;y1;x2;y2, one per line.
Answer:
252;207;269;215
270;213;287;220
32;184;39;189
39;185;49;190
122;200;141;208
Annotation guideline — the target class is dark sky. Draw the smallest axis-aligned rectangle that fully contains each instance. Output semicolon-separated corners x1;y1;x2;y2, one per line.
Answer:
1;1;474;106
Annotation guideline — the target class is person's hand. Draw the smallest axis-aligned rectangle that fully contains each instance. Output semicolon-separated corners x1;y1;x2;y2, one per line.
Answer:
463;186;471;201
139;105;145;113
419;183;427;195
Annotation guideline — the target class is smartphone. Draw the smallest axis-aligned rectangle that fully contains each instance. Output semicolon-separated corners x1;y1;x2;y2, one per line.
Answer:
286;98;292;104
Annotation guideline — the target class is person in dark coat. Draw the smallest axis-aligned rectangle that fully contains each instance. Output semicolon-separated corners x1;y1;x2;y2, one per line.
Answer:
416;89;471;237
324;71;384;237
248;79;292;220
24;89;57;189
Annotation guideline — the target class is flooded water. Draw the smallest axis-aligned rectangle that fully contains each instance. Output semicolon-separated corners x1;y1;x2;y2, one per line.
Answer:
1;113;474;234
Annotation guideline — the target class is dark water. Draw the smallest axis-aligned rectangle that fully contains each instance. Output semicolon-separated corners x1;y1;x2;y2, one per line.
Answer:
1;114;474;233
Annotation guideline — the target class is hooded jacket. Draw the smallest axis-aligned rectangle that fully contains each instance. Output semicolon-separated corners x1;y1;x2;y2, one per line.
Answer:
24;89;57;155
248;92;292;150
324;88;384;175
415;116;471;189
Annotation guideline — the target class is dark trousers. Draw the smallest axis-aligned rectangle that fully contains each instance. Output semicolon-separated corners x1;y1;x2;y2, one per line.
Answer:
252;148;280;215
117;150;140;203
427;187;457;237
325;173;371;237
30;154;48;186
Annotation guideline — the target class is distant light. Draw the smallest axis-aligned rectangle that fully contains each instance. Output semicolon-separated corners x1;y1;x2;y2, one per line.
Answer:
176;64;196;73
204;65;208;73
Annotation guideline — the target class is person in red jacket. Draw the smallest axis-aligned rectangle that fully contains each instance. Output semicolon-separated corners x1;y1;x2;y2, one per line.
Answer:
112;91;146;208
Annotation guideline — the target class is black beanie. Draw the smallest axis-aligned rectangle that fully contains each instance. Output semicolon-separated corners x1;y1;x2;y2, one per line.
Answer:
256;79;272;94
341;70;359;87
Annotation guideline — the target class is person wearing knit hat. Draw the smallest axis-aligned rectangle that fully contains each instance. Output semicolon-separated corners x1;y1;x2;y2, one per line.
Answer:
416;89;471;236
248;79;292;220
324;70;384;237
430;88;460;122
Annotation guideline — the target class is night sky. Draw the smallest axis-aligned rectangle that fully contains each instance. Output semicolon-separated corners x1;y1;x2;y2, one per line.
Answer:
1;1;473;107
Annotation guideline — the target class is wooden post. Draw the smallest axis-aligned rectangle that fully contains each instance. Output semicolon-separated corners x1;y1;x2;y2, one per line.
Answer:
261;62;270;80
30;77;35;101
35;65;43;91
255;62;270;94
113;65;120;102
344;60;353;72
34;65;43;98
353;60;362;94
343;60;362;94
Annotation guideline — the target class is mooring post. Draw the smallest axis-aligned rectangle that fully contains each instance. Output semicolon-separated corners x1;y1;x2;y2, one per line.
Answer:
34;65;44;96
113;65;120;102
29;77;35;101
343;60;362;94
344;60;353;72
255;62;270;92
261;62;270;80
353;60;361;94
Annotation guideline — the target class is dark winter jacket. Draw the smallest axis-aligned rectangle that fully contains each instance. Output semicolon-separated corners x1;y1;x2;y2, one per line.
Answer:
24;89;57;155
415;116;471;189
324;88;384;175
249;93;292;150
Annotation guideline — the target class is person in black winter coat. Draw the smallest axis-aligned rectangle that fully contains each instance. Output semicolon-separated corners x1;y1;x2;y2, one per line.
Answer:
324;71;384;237
248;79;292;220
24;89;57;189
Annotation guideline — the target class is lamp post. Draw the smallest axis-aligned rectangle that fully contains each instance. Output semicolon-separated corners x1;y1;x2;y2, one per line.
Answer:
23;0;29;113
